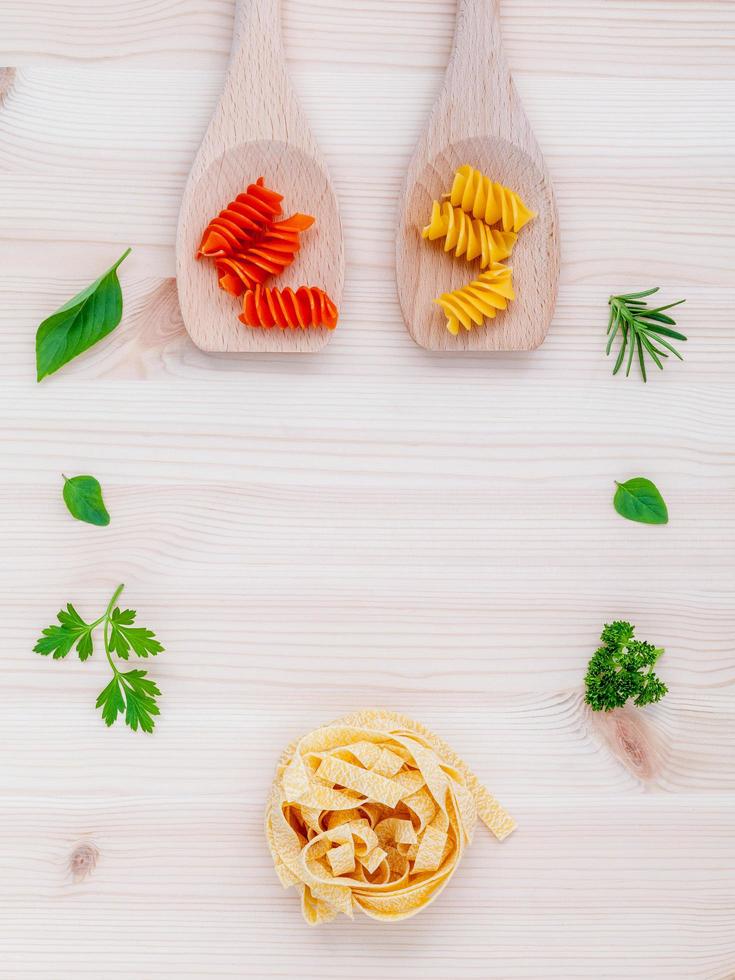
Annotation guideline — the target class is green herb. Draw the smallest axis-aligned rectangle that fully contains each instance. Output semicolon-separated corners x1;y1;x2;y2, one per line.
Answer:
613;477;668;525
108;606;163;659
584;621;668;712
34;584;164;732
36;248;131;381
32;602;96;662
62;474;110;527
606;288;686;382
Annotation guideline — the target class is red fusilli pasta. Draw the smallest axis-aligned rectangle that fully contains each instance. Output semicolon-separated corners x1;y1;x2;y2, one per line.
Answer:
198;179;339;330
239;285;338;330
214;214;315;297
197;177;284;259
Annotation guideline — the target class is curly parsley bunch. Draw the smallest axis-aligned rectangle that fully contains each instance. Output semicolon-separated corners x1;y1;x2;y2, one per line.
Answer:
584;621;668;712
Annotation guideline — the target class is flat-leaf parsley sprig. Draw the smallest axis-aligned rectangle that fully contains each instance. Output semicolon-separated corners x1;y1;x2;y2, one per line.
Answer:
584;620;668;712
34;584;164;733
607;288;686;382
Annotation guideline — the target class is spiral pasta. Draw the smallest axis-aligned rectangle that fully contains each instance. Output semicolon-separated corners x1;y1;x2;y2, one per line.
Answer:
239;284;339;330
446;164;536;234
214;214;315;296
434;263;515;335
197;177;284;259
266;710;515;924
423;201;517;268
198;179;339;330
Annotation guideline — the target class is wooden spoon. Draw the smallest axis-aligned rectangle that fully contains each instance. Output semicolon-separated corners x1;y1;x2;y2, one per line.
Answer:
396;0;559;352
176;0;344;353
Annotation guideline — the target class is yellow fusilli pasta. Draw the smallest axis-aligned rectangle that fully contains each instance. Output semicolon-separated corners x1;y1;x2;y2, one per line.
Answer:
446;164;536;234
434;263;515;335
422;201;517;268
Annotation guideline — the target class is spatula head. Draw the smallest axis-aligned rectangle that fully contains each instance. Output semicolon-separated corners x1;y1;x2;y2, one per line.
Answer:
176;140;343;353
397;136;559;352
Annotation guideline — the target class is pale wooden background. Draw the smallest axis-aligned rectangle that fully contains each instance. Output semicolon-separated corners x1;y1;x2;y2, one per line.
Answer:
0;1;734;977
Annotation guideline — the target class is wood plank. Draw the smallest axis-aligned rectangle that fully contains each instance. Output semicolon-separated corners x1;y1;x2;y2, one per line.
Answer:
0;796;733;977
3;673;735;792
0;0;733;79
1;277;734;382
0;1;733;976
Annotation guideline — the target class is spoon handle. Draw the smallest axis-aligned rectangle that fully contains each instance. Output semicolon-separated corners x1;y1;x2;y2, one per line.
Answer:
230;0;287;100
233;0;283;44
213;0;315;152
454;0;504;76
433;0;527;145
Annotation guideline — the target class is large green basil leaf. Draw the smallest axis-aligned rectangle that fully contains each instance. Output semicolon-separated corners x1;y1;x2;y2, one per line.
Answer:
36;248;131;381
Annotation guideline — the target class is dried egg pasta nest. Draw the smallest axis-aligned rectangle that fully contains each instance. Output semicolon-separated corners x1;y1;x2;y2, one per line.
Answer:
265;710;515;923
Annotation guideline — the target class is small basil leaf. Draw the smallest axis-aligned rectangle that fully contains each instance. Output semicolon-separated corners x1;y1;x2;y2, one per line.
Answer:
62;474;110;527
36;248;131;381
614;477;669;525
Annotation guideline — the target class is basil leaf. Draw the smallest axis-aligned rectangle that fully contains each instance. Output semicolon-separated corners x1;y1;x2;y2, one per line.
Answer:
62;474;110;527
36;248;131;381
614;477;668;525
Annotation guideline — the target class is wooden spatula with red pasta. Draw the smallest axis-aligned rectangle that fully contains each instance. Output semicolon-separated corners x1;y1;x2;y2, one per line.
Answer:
176;0;344;352
196;177;338;330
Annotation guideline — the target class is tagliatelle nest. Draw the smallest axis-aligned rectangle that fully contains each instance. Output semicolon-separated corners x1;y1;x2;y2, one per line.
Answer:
265;710;515;923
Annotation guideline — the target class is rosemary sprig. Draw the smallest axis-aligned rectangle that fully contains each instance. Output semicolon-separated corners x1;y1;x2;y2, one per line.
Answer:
606;288;686;382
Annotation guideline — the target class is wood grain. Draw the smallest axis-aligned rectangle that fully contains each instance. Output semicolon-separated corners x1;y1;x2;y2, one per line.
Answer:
2;794;732;977
176;0;344;352
397;0;559;350
0;1;734;977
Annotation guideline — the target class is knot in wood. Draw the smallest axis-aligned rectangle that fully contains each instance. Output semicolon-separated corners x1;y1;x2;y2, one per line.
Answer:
69;842;99;881
0;68;16;107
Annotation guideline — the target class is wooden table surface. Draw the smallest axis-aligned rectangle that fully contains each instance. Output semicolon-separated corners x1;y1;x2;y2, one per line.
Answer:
1;2;733;977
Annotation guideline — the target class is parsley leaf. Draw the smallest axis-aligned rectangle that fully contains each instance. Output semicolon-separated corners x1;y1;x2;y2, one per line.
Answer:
33;603;95;661
121;670;161;733
96;669;161;733
108;607;164;659
96;673;126;727
584;620;668;711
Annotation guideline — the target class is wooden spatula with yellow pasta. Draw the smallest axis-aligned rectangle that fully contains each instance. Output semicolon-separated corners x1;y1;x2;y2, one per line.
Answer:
397;0;559;351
